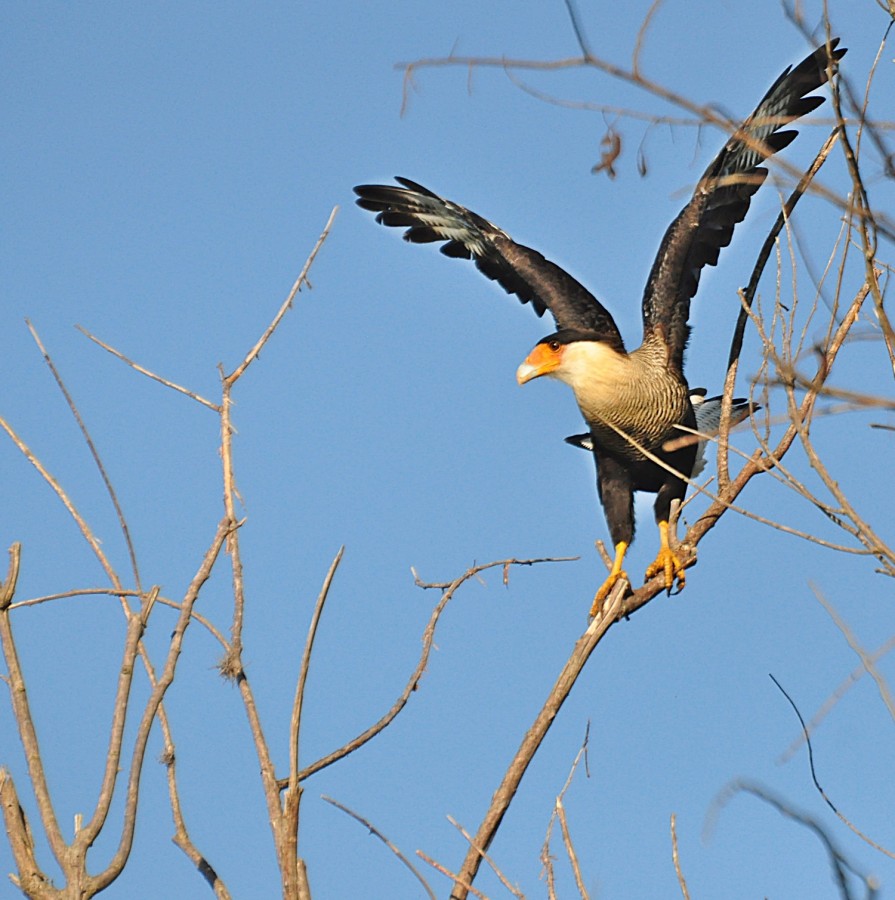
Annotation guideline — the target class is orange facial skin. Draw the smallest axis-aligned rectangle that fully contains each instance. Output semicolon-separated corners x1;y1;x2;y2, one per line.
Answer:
516;340;564;385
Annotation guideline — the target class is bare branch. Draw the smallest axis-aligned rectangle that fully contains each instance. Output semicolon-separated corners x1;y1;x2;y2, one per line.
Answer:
0;769;53;899
632;0;665;78
290;546;345;789
295;557;574;783
78;587;160;853
417;850;490;900
76;325;220;412
226;206;338;385
283;547;346;894
323;796;437;900
556;800;588;900
398;47;892;241
821;23;895;368
219;374;248;672
542;728;590;899
0;543;68;865
91;519;231;892
451;584;627;897
708;779;880;900
670;813;690;900
720;131;840;487
164;700;232;900
27;320;143;592
448;816;524;899
779;633;895;762
0;543;21;611
772;671;895;861
0;414;122;589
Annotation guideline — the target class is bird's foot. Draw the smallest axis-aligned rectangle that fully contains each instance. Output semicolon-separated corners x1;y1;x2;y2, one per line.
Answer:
590;569;629;617
644;546;686;595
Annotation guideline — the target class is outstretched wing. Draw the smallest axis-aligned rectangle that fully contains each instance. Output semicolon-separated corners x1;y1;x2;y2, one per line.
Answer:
641;40;846;370
355;178;625;350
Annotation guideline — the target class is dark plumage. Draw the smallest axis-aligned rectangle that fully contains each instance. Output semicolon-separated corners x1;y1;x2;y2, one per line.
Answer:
354;41;844;613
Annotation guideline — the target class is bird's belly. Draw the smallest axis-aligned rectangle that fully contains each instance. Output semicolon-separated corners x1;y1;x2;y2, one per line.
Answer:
586;416;677;465
580;379;695;477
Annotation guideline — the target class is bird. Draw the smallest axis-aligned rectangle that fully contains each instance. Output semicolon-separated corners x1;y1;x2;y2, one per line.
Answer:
563;390;757;480
354;40;845;615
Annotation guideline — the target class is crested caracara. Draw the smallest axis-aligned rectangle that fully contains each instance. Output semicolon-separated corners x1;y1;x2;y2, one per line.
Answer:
354;40;845;615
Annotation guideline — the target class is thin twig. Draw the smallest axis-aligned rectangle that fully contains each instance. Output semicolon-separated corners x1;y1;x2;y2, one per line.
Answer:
0;414;121;588
632;0;665;78
283;547;346;890
824;26;895;369
226;206;338;384
323;796;437;900
556;800;588;900
290;547;345;787
293;557;574;784
165;696;232;900
771;672;895;861
76;325;220;412
720;131;840;487
398;47;891;241
670;814;690;900
448;816;524;899
779;632;895;762
27;320;143;590
542;729;589;899
9;588;229;649
417;850;490;900
707;779;879;900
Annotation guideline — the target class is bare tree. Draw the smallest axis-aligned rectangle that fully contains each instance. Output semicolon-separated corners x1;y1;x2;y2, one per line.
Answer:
2;4;893;899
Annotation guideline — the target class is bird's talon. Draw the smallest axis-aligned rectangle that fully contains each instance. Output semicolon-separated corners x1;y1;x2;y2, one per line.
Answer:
590;569;628;617
644;547;686;595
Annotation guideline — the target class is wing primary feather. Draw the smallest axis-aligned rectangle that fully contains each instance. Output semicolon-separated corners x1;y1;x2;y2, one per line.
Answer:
354;179;625;347
640;40;846;372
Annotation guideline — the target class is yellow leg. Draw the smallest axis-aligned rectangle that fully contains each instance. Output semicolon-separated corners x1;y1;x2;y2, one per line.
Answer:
590;541;629;617
644;521;686;595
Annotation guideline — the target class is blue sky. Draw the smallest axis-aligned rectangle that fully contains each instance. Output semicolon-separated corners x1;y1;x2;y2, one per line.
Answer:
3;2;894;897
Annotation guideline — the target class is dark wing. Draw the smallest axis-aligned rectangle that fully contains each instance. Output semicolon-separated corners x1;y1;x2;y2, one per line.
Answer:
355;177;625;350
641;40;846;371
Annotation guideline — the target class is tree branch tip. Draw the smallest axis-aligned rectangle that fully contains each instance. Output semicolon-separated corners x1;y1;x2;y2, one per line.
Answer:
140;586;161;626
0;543;22;609
411;568;449;590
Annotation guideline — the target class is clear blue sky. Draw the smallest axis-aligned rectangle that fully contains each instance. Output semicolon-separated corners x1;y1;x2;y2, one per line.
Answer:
3;2;894;897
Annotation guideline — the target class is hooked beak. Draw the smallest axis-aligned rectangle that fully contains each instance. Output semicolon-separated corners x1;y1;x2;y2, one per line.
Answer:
516;341;562;385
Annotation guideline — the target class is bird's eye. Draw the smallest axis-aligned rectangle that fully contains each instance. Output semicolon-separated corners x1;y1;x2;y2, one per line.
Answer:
548;340;561;352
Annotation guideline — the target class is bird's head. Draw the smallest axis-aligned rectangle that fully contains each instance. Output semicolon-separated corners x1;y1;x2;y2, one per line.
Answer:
516;329;626;388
